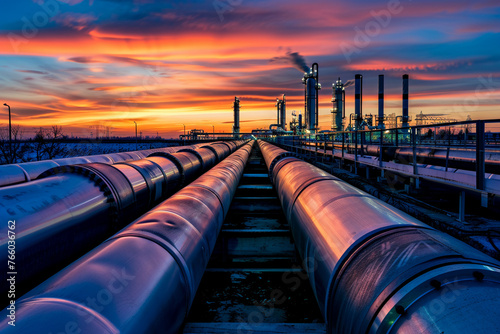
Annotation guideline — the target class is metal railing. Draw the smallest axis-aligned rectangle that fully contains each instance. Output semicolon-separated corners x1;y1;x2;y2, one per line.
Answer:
265;119;500;192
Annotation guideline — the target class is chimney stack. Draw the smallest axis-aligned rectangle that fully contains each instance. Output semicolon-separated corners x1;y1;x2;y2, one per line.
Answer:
332;77;345;131
281;95;286;130
355;74;363;130
303;63;320;131
402;74;409;128
378;74;384;129
233;97;240;136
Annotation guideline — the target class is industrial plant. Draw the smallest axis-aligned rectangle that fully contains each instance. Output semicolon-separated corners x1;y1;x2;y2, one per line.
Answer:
1;62;499;334
248;64;414;136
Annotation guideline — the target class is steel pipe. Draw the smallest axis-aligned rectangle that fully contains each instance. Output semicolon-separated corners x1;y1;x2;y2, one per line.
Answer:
258;140;500;334
201;143;231;163
0;141;254;333
0;143;208;188
0;140;248;300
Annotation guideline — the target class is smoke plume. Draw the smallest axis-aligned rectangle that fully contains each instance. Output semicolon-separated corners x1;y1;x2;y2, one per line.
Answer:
343;79;355;88
270;50;309;73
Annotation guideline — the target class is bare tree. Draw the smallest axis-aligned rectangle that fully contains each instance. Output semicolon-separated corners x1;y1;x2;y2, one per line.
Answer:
43;125;68;159
0;125;30;164
32;127;46;161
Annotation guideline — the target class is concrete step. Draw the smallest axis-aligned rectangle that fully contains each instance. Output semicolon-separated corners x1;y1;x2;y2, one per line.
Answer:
242;173;269;178
238;184;273;190
185;271;324;325
229;199;282;213
183;322;326;333
211;229;295;260
223;214;288;230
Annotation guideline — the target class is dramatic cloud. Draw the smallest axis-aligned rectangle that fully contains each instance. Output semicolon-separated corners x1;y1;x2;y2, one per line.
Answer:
0;0;498;137
52;12;97;31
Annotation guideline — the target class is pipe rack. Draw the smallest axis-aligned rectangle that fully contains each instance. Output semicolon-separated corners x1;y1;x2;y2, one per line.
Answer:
0;141;253;333
0;140;248;300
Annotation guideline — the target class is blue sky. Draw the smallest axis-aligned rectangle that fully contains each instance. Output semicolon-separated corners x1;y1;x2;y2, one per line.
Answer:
0;0;499;137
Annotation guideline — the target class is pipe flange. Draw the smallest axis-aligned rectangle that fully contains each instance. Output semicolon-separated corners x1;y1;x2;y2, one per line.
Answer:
148;152;186;189
116;161;155;207
268;152;296;181
217;141;234;153
201;145;220;163
107;230;195;314
39;163;136;230
272;157;301;183
39;164;119;228
179;149;205;171
12;164;31;182
369;264;500;334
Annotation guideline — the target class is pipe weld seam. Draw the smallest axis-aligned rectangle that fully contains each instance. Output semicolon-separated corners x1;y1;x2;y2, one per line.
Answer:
107;231;197;312
13;164;31;182
179;149;205;171
148;152;185;188
19;297;119;333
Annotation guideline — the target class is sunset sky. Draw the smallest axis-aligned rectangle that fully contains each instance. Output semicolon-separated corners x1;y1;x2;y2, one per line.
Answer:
0;0;499;138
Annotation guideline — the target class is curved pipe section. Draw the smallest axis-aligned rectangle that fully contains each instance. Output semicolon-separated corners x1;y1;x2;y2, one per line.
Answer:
0;140;248;300
0;143;211;188
258;140;500;334
0;141;254;334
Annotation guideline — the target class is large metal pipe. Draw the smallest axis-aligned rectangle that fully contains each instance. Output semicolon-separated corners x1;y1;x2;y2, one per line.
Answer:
0;141;254;333
403;74;409;128
0;143;206;188
355;74;363;130
258;140;500;334
378;74;384;129
0;140;248;301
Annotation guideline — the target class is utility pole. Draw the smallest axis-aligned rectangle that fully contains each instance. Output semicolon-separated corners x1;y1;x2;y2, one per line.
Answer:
133;121;138;150
3;103;12;163
182;124;186;145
